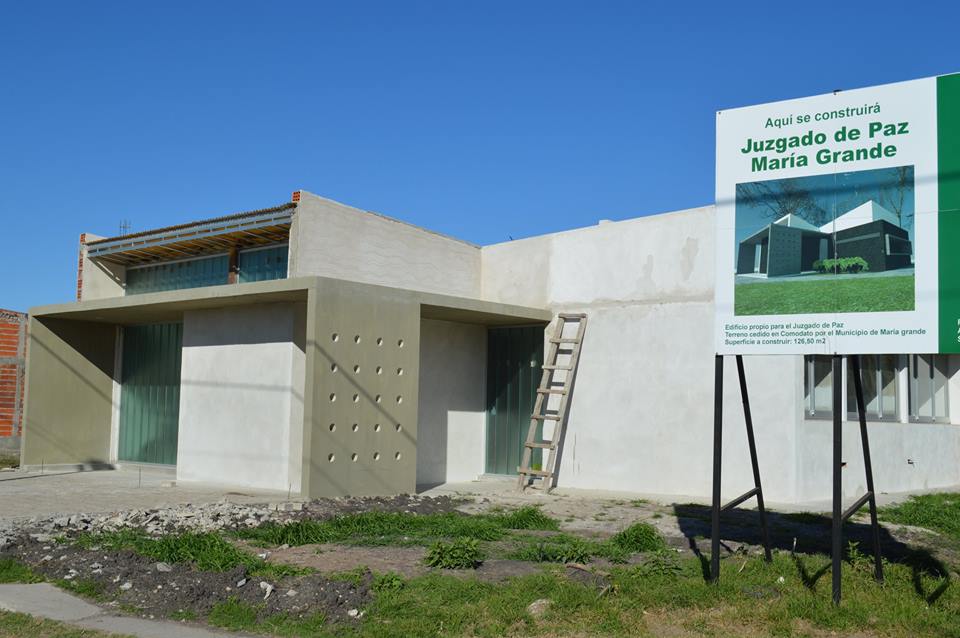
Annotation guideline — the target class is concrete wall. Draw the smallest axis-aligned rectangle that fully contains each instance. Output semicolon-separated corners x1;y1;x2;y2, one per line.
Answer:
480;205;960;503
80;234;126;301
302;279;421;497
176;303;304;492
416;319;487;487
289;192;481;298
21;317;116;466
481;207;802;502
796;419;960;502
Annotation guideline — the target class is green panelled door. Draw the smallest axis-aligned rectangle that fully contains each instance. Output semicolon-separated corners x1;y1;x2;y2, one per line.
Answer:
118;323;183;465
485;326;544;475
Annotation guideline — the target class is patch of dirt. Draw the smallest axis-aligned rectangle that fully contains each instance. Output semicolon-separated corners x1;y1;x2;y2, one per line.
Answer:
273;543;429;579
4;538;372;625
266;543;546;581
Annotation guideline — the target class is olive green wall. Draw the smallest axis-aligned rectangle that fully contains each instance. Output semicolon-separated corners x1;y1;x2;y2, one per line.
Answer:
302;279;420;497
21;317;117;466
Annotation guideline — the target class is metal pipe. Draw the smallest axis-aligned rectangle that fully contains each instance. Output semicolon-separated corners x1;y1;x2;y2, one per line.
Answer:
852;354;884;582
711;354;723;583
737;355;772;561
832;354;843;605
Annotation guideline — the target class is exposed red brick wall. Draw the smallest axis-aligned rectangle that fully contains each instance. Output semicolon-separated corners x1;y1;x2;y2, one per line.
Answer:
0;309;27;439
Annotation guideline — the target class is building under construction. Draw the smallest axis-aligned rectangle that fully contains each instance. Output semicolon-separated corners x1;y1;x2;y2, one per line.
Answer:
20;191;960;502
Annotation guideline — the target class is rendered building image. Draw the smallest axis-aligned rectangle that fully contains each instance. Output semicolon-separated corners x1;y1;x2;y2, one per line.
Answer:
20;191;960;503
736;201;913;277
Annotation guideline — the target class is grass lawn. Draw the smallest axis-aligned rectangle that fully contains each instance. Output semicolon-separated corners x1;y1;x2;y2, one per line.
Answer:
199;551;960;637
735;274;914;315
6;502;960;637
881;492;960;541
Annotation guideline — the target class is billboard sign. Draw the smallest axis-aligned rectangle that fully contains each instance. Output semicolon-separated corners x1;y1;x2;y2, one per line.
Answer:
715;73;960;355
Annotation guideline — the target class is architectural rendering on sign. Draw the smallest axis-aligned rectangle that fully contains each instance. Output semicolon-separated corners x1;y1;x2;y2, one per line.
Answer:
733;166;916;316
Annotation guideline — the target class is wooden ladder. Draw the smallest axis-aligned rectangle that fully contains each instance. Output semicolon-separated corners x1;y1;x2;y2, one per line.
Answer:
517;313;587;491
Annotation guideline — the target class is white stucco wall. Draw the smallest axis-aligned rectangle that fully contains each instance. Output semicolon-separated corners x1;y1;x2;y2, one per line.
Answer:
796;419;960;502
416;319;487;486
289;192;481;298
480;206;960;502
177;303;303;493
479;208;796;502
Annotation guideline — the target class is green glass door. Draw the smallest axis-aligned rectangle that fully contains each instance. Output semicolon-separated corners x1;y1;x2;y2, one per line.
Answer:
118;323;182;465
485;326;544;475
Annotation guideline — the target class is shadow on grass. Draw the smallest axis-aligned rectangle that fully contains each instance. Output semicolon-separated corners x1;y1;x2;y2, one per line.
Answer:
673;503;950;604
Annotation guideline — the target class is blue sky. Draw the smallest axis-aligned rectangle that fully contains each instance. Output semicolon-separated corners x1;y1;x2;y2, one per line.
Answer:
1;1;957;311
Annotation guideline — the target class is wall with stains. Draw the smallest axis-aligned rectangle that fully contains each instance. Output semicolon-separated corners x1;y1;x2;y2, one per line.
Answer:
480;206;803;502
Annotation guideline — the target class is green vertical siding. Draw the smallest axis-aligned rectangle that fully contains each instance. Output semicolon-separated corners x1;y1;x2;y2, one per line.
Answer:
118;323;182;465
126;255;228;295
239;245;288;283
485;326;544;475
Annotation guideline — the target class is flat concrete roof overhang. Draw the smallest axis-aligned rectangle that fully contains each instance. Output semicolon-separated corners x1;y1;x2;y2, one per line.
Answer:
30;277;552;327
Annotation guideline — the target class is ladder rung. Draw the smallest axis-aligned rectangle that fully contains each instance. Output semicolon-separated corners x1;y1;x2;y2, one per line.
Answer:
536;388;567;395
518;467;553;477
531;414;562;420
550;338;580;344
558;313;587;319
543;364;572;371
525;441;555;449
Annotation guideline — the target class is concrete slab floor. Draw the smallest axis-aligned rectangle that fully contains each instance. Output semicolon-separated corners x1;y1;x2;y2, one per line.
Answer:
0;583;248;637
0;467;290;524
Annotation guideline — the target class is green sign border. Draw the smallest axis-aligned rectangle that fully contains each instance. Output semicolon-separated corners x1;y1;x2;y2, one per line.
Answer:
939;73;960;353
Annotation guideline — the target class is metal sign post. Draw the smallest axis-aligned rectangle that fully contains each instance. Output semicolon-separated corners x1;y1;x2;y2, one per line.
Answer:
710;354;883;604
710;354;772;583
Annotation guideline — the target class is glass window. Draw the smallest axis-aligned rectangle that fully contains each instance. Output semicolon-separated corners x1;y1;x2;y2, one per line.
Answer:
238;245;289;283
126;254;229;295
804;355;834;418
909;355;950;422
846;355;899;421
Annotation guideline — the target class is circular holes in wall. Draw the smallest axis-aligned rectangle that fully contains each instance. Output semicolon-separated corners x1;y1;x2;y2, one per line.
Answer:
397;339;404;348
395;424;402;432
353;365;360;374
396;395;403;405
351;453;358;462
331;333;339;342
351;423;359;432
328;423;336;432
373;452;381;461
396;368;403;376
330;363;338;373
376;337;383;346
394;452;402;461
375;394;382;404
376;366;383;375
329;393;336;402
352;394;360;403
354;335;361;344
327;453;335;462
374;423;382;432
